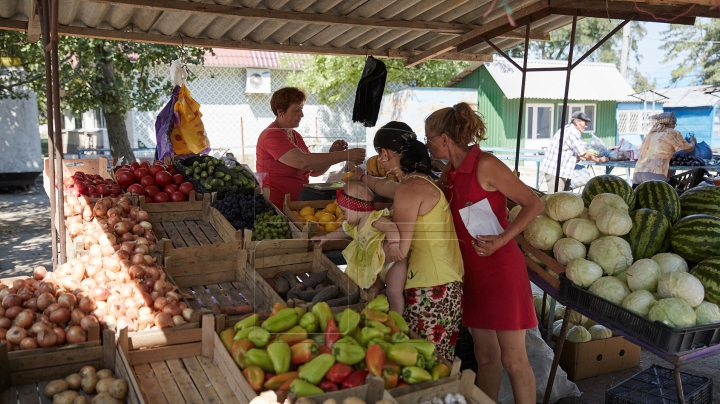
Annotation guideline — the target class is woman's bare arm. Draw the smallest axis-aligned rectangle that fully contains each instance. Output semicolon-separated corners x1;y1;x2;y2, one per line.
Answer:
279;148;364;171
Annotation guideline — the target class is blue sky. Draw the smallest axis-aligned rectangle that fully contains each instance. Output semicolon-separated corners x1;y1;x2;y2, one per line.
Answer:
629;22;695;89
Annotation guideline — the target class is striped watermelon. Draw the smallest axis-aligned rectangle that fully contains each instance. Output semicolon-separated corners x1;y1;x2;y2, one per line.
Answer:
690;256;720;305
582;175;635;210
622;208;671;260
679;186;720;218
670;214;720;263
634;180;681;223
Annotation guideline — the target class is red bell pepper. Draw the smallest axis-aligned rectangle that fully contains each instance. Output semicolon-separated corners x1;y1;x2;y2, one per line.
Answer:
264;373;275;383
264;371;298;390
271;302;288;316
230;339;255;369
341;370;369;390
325;363;354;384
365;344;385;377
276;379;294;403
318;380;340;392
242;365;265;391
325;318;341;348
318;345;333;355
383;370;398;389
382;360;401;375
396;380;409;388
290;339;318;365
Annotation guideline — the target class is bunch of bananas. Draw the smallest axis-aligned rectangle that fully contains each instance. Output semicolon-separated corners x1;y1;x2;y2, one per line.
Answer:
365;156;398;182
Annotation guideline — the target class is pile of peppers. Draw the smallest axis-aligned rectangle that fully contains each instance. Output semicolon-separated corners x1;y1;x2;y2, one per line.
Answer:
218;296;452;398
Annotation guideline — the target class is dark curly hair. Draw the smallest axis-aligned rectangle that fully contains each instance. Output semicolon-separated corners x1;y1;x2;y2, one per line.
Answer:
373;121;436;178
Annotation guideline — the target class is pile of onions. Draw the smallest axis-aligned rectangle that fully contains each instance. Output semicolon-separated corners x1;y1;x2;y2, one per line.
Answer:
0;198;192;352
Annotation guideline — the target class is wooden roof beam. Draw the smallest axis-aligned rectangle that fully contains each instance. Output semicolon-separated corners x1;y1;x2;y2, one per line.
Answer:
551;0;717;22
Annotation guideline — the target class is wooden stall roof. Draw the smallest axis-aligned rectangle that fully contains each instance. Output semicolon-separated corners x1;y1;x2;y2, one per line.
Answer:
1;0;719;65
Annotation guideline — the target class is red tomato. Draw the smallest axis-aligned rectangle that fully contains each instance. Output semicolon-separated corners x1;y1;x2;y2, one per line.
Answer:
72;172;85;180
155;171;172;188
163;184;179;195
87;185;96;195
178;182;194;196
144;186;160;199
172;174;184;186
131;162;141;170
96;184;111;196
126;184;144;195
133;168;149;181
167;166;177;175
109;184;123;195
89;193;100;198
154;192;170;203
140;175;156;187
170;191;186;202
140;161;151;171
116;171;136;188
92;175;104;181
93;179;104;186
149;165;165;177
75;182;88;195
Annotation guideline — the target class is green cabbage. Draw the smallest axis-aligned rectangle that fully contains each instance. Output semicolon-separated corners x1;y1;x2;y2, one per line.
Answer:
626;259;661;292
657;272;705;308
508;205;522;223
566;258;603;288
615;270;628;283
553;238;587;266
588;236;634;275
562;218;601;244
649;298;696;328
695;301;720;325
566;325;592;343
524;215;564;250
595;207;632;236
577;208;591;220
622;290;657;316
588;325;613;340
651;253;689;275
545;192;585;221
589;276;631;305
589;193;629;220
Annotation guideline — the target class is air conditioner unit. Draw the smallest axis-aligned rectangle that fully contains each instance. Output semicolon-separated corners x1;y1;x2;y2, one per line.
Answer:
246;69;271;94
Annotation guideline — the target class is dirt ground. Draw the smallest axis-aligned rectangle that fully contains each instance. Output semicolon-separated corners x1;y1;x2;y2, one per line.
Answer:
1;179;718;403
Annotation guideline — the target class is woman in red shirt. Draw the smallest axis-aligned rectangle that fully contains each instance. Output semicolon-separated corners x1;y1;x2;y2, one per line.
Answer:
256;87;366;207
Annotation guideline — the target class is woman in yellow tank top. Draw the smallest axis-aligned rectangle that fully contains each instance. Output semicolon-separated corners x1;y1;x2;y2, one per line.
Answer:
349;122;464;361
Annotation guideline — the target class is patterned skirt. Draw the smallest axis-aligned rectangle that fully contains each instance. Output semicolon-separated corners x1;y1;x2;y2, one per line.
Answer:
403;281;463;362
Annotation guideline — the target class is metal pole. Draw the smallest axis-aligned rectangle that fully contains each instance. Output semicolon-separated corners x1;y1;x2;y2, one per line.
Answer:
543;308;573;404
553;12;578;193
50;0;66;263
514;22;532;177
674;365;686;404
39;0;58;270
240;116;245;162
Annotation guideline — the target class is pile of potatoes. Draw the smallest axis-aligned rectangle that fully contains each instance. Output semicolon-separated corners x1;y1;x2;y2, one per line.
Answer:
44;365;128;404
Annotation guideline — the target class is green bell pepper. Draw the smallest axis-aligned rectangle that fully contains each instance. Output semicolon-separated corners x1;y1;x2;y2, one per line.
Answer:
262;308;298;333
391;332;410;343
368;339;393;354
402;339;436;360
337;336;362;346
334;311;343;324
424;353;439;371
299;353;336;385
402;366;433;384
234;314;259;331
299;312;318;333
414;355;426;369
245;348;274;373
311;333;325;345
387;311;409;334
312;302;333;333
388;344;418;367
367;321;391;335
367;296;389;313
332;342;366;365
431;363;450;380
361;328;386;346
233;326;259;341
266;341;291;374
338;309;360;336
247;328;270;348
290;379;324;397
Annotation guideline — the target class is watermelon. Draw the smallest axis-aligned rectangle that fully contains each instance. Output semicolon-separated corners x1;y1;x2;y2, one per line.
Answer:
622;208;671;260
670;214;720;263
690;257;720;305
582;175;635;210
634;180;681;223
679;186;720;218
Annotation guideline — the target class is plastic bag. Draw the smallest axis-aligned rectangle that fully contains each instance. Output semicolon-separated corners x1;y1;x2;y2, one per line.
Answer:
352;56;387;128
570;164;592;189
155;86;181;161
589;134;607;155
617;138;639;161
497;327;581;404
171;84;211;155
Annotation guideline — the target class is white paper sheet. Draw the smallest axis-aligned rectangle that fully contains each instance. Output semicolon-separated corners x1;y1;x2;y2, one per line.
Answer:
458;198;504;237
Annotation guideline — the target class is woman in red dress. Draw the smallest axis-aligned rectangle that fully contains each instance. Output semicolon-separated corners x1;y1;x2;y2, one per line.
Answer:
425;103;545;404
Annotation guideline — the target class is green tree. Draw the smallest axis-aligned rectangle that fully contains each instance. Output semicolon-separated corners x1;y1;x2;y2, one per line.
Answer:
661;18;720;85
282;55;469;105
0;31;209;162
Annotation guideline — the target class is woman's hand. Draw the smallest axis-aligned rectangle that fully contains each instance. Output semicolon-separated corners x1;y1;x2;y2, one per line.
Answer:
329;140;348;152
347;148;366;165
385;243;405;262
472;234;509;257
346;166;366;182
311;235;327;247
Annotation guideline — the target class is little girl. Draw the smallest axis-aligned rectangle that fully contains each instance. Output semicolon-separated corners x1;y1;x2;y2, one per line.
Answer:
312;181;407;314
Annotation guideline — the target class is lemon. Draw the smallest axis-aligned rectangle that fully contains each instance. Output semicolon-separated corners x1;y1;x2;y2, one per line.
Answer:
324;222;340;232
335;217;345;223
304;215;319;223
300;206;315;217
318;212;336;224
335;206;343;217
317;225;326;232
341;172;354;182
324;202;337;213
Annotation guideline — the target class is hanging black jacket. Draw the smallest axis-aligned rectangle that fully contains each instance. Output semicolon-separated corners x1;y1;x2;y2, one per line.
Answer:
352;56;387;128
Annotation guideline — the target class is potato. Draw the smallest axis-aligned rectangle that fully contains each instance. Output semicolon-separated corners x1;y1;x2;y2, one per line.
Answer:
52;390;78;404
95;377;115;394
376;401;395;404
79;366;96;378
91;392;121;404
342;398;367;404
295;398;317;404
322;400;338;404
96;369;114;379
65;374;82;390
45;379;69;397
73;396;88;404
81;372;100;394
109;379;128;400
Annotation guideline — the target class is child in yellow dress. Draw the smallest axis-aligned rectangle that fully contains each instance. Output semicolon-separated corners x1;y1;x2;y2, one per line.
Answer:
312;182;407;314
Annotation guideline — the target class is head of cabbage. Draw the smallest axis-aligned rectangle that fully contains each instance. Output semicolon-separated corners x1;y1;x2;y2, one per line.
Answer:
649;298;696;328
695;301;720;325
589;276;631;305
615;270;628;283
533;293;550;321
524;215;564;250
626;259;661;292
577;208;591;220
588;325;613;340
545;192;585;221
657;272;705;308
588;236;634;275
622;290;657;316
595;207;633;236
589;193;629;220
562;218;601;244
553;238;587;266
566;325;592;343
651;253;689;275
509;205;522;223
566;258;603;289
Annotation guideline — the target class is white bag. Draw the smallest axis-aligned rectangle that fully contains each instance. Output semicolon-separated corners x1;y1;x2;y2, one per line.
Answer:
617;138;640;161
570;165;592;189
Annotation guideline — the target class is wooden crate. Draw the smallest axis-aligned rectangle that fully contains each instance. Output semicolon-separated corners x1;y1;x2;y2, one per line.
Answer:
118;314;246;404
292;375;398;404
242;191;307;261
515;233;565;290
43;157;110;199
239;245;367;313
137;190;207;215
0;328;143;404
392;369;495;404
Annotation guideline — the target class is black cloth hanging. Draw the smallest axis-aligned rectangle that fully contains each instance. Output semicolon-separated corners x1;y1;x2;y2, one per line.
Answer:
352;56;387;128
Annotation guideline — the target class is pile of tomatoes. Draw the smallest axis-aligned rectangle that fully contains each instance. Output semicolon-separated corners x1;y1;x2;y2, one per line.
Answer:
63;172;123;198
114;161;194;203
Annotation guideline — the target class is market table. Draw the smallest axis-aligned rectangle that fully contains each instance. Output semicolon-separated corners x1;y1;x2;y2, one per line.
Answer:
582;160;720;182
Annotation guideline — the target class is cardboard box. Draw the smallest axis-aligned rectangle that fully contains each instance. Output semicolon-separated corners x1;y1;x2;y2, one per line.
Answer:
559;336;641;381
43;157;109;198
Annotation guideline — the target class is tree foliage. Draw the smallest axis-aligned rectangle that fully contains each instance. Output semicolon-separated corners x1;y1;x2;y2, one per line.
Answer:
661;18;720;85
282;55;469;105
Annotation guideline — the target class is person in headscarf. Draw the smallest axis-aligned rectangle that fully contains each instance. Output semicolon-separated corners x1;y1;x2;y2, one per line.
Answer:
633;112;696;185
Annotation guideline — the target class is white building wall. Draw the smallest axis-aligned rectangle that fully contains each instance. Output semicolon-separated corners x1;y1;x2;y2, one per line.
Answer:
0;92;42;173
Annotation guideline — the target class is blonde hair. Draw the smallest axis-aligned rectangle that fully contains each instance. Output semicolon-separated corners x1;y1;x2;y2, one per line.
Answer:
344;181;374;202
425;102;487;149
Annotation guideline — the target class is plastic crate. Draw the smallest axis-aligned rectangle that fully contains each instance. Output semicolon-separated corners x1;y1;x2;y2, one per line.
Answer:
667;168;709;194
558;275;720;354
606;365;712;404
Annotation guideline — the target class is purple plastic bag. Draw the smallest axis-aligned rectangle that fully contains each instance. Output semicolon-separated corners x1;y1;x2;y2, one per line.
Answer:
154;86;181;161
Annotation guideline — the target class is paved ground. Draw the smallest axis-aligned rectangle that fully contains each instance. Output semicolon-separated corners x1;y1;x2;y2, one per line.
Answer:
1;175;717;403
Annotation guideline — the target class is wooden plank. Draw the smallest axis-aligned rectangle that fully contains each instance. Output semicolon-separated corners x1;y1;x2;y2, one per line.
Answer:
167;358;204;403
0;386;17;404
172;271;238;288
185;220;211;245
212;335;254;404
169;257;238;276
16;382;40;404
162;222;188;248
36;381;54;404
128;343;202;366
198;355;239;404
128;328;202;350
196;220;225;244
133;363;170;404
182;356;222;404
150;210;203;223
103;329;116;372
9;346;104;372
166;241;242;261
117;347;144;404
202;314;215;359
189;285;216;310
205;208;242;243
232;283;256;309
7;338;100;359
9;360;103;385
173;221;201;247
207;284;230;306
150;361;186;403
180;286;203;310
250;252;312;269
254;262;313;278
241;264;285;309
218;283;248;306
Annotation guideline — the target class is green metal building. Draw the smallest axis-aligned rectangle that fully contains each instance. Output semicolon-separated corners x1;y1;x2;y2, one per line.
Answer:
450;59;635;150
